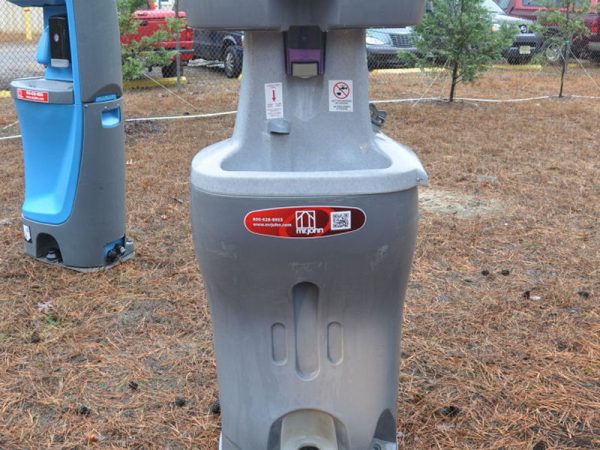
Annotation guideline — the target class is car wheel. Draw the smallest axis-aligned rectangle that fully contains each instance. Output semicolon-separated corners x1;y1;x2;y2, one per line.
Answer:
223;46;242;78
544;43;563;64
161;61;179;78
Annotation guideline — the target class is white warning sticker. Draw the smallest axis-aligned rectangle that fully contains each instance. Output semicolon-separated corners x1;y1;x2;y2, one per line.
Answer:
23;224;32;242
265;82;284;119
329;80;354;112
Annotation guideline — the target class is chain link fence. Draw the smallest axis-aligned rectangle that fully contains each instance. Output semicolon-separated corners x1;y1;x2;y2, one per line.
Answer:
1;1;600;106
0;1;44;89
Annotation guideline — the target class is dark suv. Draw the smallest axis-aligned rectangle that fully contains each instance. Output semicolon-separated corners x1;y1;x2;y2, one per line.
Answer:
480;0;543;64
193;30;244;78
194;28;418;74
366;28;418;69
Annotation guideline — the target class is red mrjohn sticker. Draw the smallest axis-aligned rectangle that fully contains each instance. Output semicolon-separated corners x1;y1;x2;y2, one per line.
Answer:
17;89;49;103
244;206;366;239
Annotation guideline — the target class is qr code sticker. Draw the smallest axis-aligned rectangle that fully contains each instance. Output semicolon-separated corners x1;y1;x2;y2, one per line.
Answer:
331;211;352;231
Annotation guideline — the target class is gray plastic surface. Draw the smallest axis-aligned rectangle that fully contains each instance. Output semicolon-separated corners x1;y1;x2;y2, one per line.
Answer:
23;99;129;269
268;119;291;135
186;0;425;30
10;77;74;104
72;0;123;102
192;189;419;449
190;0;431;438
191;27;427;450
191;30;427;197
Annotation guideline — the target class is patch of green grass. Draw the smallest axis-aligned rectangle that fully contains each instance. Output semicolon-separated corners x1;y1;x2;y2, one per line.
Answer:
41;314;62;327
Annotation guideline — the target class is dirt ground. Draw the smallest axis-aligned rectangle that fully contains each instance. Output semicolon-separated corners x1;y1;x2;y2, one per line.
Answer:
0;68;599;449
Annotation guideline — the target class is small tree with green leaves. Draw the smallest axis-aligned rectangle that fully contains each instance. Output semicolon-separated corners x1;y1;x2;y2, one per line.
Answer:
533;0;590;98
118;0;181;80
412;0;515;102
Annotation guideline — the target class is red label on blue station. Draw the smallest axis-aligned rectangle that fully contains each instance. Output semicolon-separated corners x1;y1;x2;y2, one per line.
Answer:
244;206;366;238
17;89;49;103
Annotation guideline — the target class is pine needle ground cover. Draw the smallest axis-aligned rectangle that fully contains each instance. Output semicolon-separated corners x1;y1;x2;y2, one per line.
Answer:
0;69;598;449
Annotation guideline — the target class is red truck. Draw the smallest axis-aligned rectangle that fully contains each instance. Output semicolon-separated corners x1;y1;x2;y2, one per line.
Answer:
495;0;600;61
120;2;195;77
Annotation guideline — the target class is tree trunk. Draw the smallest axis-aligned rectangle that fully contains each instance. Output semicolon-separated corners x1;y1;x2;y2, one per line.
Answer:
449;61;459;102
559;5;571;99
559;43;569;98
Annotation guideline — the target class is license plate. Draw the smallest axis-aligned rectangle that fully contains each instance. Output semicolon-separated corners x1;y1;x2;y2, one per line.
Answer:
519;45;532;55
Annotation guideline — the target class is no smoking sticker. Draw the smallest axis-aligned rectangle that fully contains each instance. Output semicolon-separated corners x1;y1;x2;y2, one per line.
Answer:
329;80;353;112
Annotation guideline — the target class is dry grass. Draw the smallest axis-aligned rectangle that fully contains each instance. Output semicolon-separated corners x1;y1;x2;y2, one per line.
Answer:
0;32;41;44
0;68;599;449
370;62;600;100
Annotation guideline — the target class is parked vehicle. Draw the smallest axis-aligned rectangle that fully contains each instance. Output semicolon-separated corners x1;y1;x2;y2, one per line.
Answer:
366;28;418;69
120;5;195;78
191;27;419;75
495;0;600;60
193;30;244;78
483;0;543;64
191;3;538;76
366;1;542;68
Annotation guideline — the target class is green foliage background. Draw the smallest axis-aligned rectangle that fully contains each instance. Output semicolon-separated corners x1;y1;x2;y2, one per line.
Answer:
412;0;515;101
118;0;181;81
533;0;591;97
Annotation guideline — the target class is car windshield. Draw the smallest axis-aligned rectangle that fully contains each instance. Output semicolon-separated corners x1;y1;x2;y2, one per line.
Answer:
483;0;506;14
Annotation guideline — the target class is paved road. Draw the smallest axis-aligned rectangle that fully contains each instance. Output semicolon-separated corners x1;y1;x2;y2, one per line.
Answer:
0;42;44;90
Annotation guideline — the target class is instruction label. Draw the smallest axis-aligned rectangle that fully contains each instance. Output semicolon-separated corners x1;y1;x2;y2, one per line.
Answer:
17;89;49;103
265;82;284;119
329;80;353;112
244;206;366;239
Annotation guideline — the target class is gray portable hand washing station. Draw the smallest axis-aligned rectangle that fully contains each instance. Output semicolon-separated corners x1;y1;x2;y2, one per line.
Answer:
9;0;133;270
188;1;428;449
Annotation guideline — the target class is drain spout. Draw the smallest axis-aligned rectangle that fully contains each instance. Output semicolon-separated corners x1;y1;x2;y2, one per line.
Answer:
281;410;338;450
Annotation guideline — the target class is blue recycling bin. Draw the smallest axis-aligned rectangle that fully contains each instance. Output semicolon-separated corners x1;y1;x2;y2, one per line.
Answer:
9;0;133;270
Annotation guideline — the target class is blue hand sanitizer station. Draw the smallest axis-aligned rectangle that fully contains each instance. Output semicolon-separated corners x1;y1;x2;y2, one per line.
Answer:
9;0;134;270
